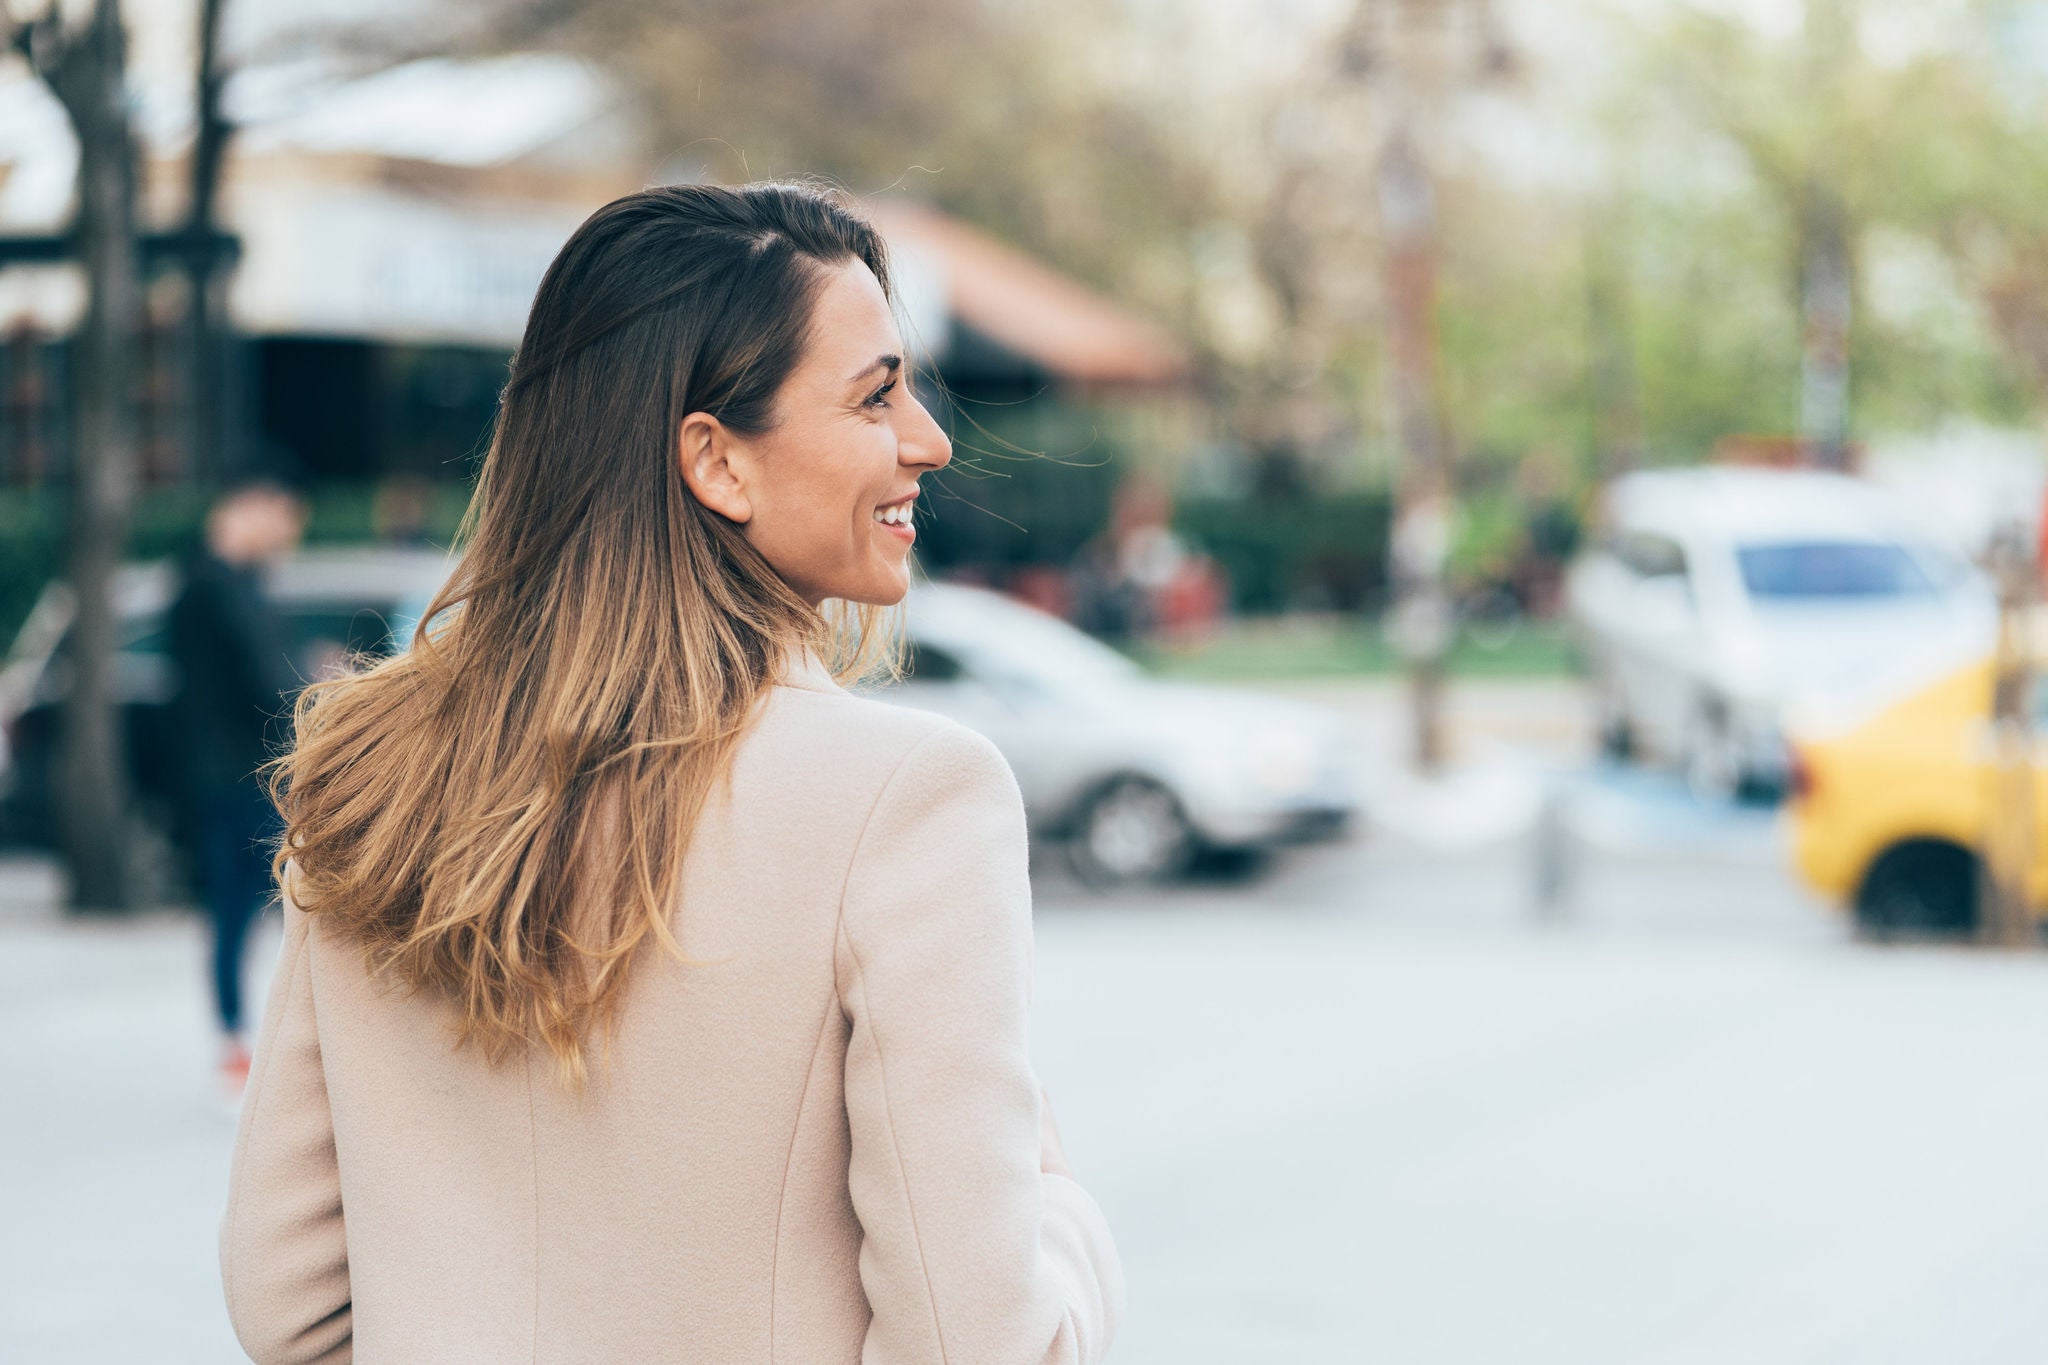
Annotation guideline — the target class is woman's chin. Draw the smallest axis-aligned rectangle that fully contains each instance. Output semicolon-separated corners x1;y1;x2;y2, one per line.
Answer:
832;567;910;608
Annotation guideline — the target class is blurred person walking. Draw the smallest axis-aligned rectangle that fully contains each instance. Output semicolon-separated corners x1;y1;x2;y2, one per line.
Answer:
221;183;1122;1363
167;474;307;1099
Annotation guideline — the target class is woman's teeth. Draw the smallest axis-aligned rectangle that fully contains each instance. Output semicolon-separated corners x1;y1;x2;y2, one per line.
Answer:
874;503;914;526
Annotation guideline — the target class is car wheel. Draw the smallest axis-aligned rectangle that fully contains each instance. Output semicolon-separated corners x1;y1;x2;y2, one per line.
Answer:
1597;707;1634;763
1855;842;1979;941
1068;776;1196;889
1593;676;1634;763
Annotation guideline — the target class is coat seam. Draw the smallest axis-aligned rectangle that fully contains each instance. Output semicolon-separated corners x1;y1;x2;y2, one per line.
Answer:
769;990;840;1363
838;920;949;1363
832;728;947;954
833;726;955;1362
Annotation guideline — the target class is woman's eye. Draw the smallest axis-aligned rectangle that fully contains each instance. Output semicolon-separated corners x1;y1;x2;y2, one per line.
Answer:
865;380;897;409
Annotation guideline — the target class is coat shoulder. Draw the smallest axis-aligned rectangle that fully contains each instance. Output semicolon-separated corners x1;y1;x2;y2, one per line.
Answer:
755;684;1013;793
761;681;972;749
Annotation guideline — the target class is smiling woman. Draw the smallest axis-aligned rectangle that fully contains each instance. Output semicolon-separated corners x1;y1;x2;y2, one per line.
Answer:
676;258;950;607
222;182;1123;1364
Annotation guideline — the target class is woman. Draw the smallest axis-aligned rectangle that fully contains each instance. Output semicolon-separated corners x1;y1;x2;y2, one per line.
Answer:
220;182;1125;1363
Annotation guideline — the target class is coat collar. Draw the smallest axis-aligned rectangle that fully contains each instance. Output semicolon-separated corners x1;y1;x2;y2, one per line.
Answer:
776;642;848;696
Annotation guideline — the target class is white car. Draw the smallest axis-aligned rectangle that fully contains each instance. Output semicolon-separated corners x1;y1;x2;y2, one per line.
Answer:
1563;466;1995;799
862;581;1363;885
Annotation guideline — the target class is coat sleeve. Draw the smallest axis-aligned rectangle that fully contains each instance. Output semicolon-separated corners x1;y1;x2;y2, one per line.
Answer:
220;864;353;1363
835;724;1126;1365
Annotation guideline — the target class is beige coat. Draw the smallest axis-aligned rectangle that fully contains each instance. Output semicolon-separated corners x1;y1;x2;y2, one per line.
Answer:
219;645;1124;1363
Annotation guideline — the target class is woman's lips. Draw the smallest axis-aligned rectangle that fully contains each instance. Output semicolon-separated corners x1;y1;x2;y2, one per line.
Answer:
873;499;916;541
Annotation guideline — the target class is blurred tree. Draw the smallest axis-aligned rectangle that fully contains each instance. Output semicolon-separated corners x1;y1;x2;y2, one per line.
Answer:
436;0;1218;340
328;0;1227;544
299;0;2048;595
184;0;236;484
1630;0;2048;454
1646;0;1874;466
9;0;147;911
1904;5;2048;407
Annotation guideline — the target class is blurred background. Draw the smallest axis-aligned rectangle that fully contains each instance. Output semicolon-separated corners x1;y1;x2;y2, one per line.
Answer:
8;0;2048;1359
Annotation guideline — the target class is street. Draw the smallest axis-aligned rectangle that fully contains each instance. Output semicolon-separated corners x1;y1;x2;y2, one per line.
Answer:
6;683;2048;1362
1033;864;2048;1363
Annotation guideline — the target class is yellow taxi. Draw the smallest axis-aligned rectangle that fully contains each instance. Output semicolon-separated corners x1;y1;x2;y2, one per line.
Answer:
1787;648;2043;938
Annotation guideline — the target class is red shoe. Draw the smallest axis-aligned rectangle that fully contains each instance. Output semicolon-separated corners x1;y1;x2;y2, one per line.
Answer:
218;1039;253;1104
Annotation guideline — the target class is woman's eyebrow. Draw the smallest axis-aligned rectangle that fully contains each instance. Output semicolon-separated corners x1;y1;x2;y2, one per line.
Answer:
846;353;903;385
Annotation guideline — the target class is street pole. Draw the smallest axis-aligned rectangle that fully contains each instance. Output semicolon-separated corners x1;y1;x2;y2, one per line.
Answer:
1979;520;2035;949
185;0;234;484
1798;0;1855;470
1336;0;1515;775
1585;195;1642;479
1797;178;1853;470
1378;125;1452;772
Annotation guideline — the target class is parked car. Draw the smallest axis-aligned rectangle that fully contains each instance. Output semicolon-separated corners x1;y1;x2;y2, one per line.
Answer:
1786;636;2045;939
1564;466;1994;801
0;546;459;889
867;580;1363;885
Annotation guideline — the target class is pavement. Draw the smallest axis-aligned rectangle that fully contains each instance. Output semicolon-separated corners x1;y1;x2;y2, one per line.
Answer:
1031;853;2048;1364
7;680;2048;1362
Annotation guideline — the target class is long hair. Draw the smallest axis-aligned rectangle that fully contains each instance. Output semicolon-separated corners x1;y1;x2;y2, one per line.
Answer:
263;182;905;1086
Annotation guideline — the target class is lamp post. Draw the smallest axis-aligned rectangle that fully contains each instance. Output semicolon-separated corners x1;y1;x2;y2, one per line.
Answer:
1338;0;1515;773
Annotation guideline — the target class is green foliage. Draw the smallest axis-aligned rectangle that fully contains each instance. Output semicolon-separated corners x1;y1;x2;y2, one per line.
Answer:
292;481;470;547
1446;489;1524;584
1257;0;2048;485
0;492;62;654
921;397;1124;570
0;487;223;652
1173;490;1392;615
1435;187;1600;472
1129;614;1578;681
1627;189;1806;459
1617;0;2048;445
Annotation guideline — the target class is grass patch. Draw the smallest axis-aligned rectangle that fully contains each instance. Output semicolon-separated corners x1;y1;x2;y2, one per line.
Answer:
1128;614;1581;682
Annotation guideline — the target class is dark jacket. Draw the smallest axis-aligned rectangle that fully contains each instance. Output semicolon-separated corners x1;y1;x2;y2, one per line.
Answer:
165;547;300;794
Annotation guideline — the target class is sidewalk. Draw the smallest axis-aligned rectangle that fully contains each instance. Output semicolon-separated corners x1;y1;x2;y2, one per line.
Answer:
0;856;265;1362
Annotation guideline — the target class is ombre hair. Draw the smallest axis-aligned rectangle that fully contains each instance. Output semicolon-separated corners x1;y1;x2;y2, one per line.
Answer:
263;182;905;1085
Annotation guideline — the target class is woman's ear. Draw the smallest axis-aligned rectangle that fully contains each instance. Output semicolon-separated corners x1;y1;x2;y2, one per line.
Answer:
678;412;755;525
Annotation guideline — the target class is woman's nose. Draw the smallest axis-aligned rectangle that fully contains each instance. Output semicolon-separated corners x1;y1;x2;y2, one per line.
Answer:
903;398;952;471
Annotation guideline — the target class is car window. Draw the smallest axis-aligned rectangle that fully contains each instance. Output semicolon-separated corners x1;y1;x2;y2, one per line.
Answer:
1909;546;1975;592
1612;531;1688;581
1736;542;1940;600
